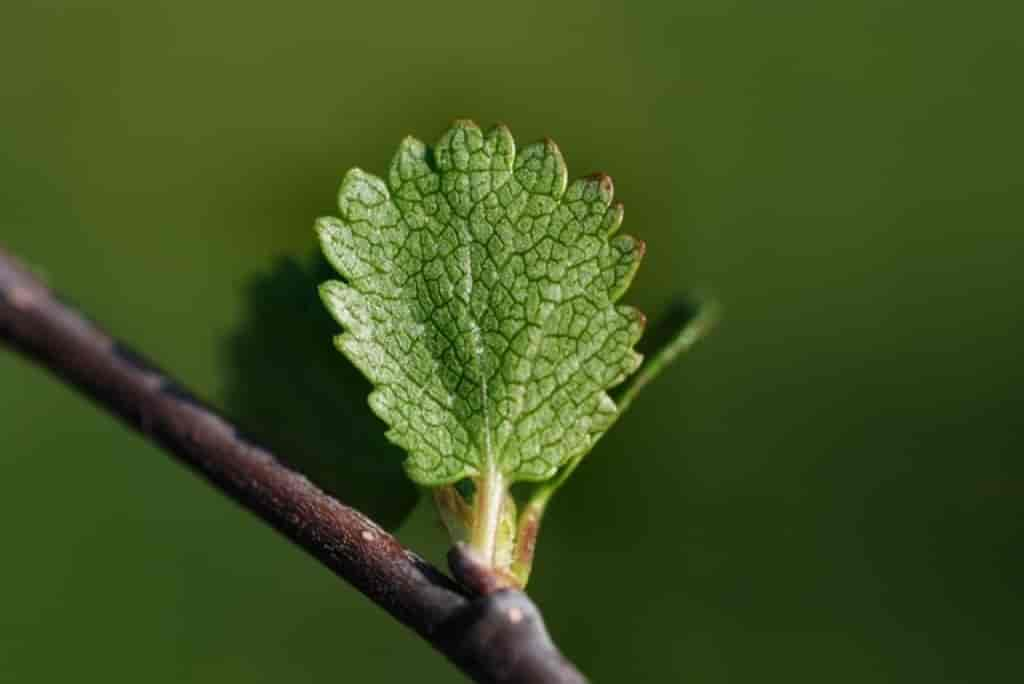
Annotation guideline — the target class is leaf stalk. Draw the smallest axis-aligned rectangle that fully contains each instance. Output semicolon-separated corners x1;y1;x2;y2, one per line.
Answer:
471;466;507;565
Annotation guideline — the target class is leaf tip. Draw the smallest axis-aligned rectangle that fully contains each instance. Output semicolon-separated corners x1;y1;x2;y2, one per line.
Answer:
636;307;648;332
586;171;615;196
449;117;482;132
541;136;564;160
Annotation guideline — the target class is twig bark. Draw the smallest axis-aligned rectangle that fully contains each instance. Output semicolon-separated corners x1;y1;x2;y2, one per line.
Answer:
0;246;587;684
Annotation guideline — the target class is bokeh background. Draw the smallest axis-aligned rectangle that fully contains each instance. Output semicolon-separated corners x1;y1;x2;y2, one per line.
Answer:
2;1;1021;681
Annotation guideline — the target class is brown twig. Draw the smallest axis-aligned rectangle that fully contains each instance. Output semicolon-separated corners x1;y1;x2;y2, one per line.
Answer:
0;246;587;684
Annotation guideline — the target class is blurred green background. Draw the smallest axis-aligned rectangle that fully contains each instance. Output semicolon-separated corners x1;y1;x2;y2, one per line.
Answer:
2;1;1021;681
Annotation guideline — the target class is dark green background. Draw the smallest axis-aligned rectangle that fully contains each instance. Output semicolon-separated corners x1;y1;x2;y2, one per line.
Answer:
2;1;1021;681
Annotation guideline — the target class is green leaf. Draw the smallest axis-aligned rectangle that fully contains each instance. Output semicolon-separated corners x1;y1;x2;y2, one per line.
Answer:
316;120;645;488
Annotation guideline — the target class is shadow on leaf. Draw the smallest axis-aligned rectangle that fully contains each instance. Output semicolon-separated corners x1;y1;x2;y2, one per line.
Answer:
220;252;418;530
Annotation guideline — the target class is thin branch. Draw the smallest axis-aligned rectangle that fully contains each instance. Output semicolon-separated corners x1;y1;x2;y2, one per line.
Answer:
0;246;587;684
